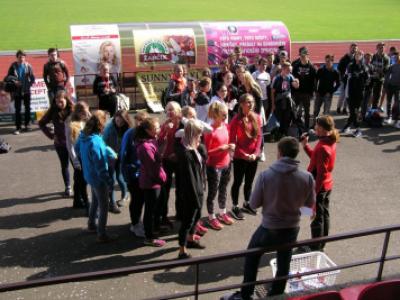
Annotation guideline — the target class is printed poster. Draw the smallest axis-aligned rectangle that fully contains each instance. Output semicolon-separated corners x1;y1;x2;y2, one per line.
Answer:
133;28;196;67
71;24;122;86
0;77;76;122
136;69;203;112
202;21;290;65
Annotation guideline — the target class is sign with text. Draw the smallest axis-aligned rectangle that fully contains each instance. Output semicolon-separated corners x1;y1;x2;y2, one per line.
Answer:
133;28;197;67
202;21;290;65
71;24;122;86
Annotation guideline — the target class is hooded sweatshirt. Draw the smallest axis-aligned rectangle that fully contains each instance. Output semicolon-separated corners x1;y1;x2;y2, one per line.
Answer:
75;133;114;188
249;157;315;229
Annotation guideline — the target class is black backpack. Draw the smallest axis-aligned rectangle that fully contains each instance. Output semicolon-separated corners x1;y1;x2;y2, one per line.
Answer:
3;75;18;93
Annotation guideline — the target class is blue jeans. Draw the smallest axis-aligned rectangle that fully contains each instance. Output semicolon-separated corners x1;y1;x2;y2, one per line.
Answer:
109;158;128;206
89;185;109;237
241;226;300;299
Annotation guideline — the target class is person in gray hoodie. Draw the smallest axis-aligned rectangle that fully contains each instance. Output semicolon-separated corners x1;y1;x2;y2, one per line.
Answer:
223;137;315;300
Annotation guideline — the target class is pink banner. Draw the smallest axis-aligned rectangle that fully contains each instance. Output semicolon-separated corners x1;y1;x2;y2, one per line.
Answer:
202;21;290;65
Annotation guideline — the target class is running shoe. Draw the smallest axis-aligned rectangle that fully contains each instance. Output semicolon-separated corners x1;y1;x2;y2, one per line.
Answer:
209;218;224;230
230;206;245;220
218;213;234;225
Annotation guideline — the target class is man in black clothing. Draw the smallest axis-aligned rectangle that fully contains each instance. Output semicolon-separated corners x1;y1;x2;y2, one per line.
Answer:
6;50;35;135
313;54;340;121
211;59;229;94
292;46;317;130
371;42;390;108
337;43;358;114
43;48;70;103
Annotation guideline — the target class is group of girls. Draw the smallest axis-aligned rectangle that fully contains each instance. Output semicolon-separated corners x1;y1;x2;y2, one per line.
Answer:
116;93;262;258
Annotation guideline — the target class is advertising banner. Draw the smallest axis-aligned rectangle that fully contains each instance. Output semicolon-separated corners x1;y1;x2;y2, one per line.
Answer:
202;21;290;65
0;77;76;122
133;28;197;67
136;69;203;112
71;24;122;86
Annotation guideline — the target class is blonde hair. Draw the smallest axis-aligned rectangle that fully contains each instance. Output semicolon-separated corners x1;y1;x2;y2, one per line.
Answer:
182;106;196;119
183;119;203;149
242;72;262;98
208;101;228;120
165;101;182;117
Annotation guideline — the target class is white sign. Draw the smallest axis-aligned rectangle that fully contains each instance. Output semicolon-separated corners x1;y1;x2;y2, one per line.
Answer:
71;24;122;86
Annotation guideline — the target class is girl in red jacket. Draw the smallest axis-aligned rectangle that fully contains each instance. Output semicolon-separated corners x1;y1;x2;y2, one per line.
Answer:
301;115;338;251
229;93;262;220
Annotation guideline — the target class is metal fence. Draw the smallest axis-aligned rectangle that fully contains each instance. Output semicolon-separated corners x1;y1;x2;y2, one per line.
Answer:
1;224;400;299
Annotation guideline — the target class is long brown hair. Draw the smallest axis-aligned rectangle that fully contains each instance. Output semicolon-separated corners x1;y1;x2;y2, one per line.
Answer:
316;115;340;143
113;109;133;136
46;90;74;122
71;101;90;122
134;117;159;141
238;93;259;139
83;110;107;136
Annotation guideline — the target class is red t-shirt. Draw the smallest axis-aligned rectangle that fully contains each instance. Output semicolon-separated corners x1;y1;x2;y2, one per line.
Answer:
229;113;262;160
204;124;231;168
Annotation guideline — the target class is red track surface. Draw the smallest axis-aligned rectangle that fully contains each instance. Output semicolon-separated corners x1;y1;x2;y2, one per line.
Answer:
1;41;399;77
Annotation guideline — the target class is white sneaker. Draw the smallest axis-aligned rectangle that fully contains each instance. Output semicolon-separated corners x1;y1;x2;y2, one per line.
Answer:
340;127;351;135
353;129;362;138
384;118;394;125
13;130;20;135
259;152;266;162
395;121;400;129
130;223;145;238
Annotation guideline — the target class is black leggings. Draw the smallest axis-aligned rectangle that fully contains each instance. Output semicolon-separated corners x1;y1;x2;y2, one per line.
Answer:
143;188;161;239
128;178;144;226
55;145;70;188
231;159;258;206
310;190;331;251
344;99;362;129
178;207;200;247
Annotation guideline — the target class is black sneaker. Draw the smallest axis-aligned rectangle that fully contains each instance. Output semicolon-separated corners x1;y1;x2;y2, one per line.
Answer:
178;252;192;259
231;206;245;220
186;240;206;249
242;202;257;215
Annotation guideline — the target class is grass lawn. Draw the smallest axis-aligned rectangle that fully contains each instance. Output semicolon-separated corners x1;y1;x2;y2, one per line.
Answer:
2;0;400;51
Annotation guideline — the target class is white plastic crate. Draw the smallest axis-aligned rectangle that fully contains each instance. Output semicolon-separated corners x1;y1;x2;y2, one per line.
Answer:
270;251;340;293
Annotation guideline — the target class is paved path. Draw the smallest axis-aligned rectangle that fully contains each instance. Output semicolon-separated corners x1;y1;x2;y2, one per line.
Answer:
0;102;400;299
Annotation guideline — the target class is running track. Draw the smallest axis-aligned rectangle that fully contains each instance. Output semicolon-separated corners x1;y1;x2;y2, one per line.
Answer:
0;40;399;77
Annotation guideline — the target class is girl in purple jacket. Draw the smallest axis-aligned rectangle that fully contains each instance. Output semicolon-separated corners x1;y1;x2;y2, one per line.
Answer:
135;117;167;247
39;90;73;196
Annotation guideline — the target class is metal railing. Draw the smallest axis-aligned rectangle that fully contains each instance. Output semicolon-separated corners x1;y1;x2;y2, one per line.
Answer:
1;224;399;299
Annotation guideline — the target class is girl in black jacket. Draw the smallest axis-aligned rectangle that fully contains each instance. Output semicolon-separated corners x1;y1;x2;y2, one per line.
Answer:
342;51;369;137
177;119;207;259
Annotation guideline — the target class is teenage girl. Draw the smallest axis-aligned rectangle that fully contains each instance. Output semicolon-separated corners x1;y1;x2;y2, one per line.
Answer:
39;90;74;196
229;93;262;220
65;101;91;209
103;110;133;213
204;102;235;230
136;117;167;247
158;101;182;228
301;115;338;251
177;119;207;259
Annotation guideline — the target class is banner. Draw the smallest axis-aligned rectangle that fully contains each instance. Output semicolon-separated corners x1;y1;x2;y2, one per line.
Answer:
71;24;122;86
136;69;203;112
133;28;197;67
202;21;290;65
0;77;76;122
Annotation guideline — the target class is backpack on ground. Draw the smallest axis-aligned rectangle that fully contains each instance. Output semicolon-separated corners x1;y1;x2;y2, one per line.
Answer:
0;138;11;154
365;108;384;128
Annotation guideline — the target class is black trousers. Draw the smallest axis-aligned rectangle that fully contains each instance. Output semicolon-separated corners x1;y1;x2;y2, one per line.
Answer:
99;94;117;117
231;159;258;206
310;190;331;251
128;178;144;226
371;79;384;108
344;98;362;129
73;167;88;207
14;93;31;130
178;207;200;247
143;188;161;239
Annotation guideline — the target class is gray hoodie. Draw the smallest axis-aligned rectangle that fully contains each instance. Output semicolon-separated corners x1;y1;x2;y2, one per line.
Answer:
250;157;316;229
